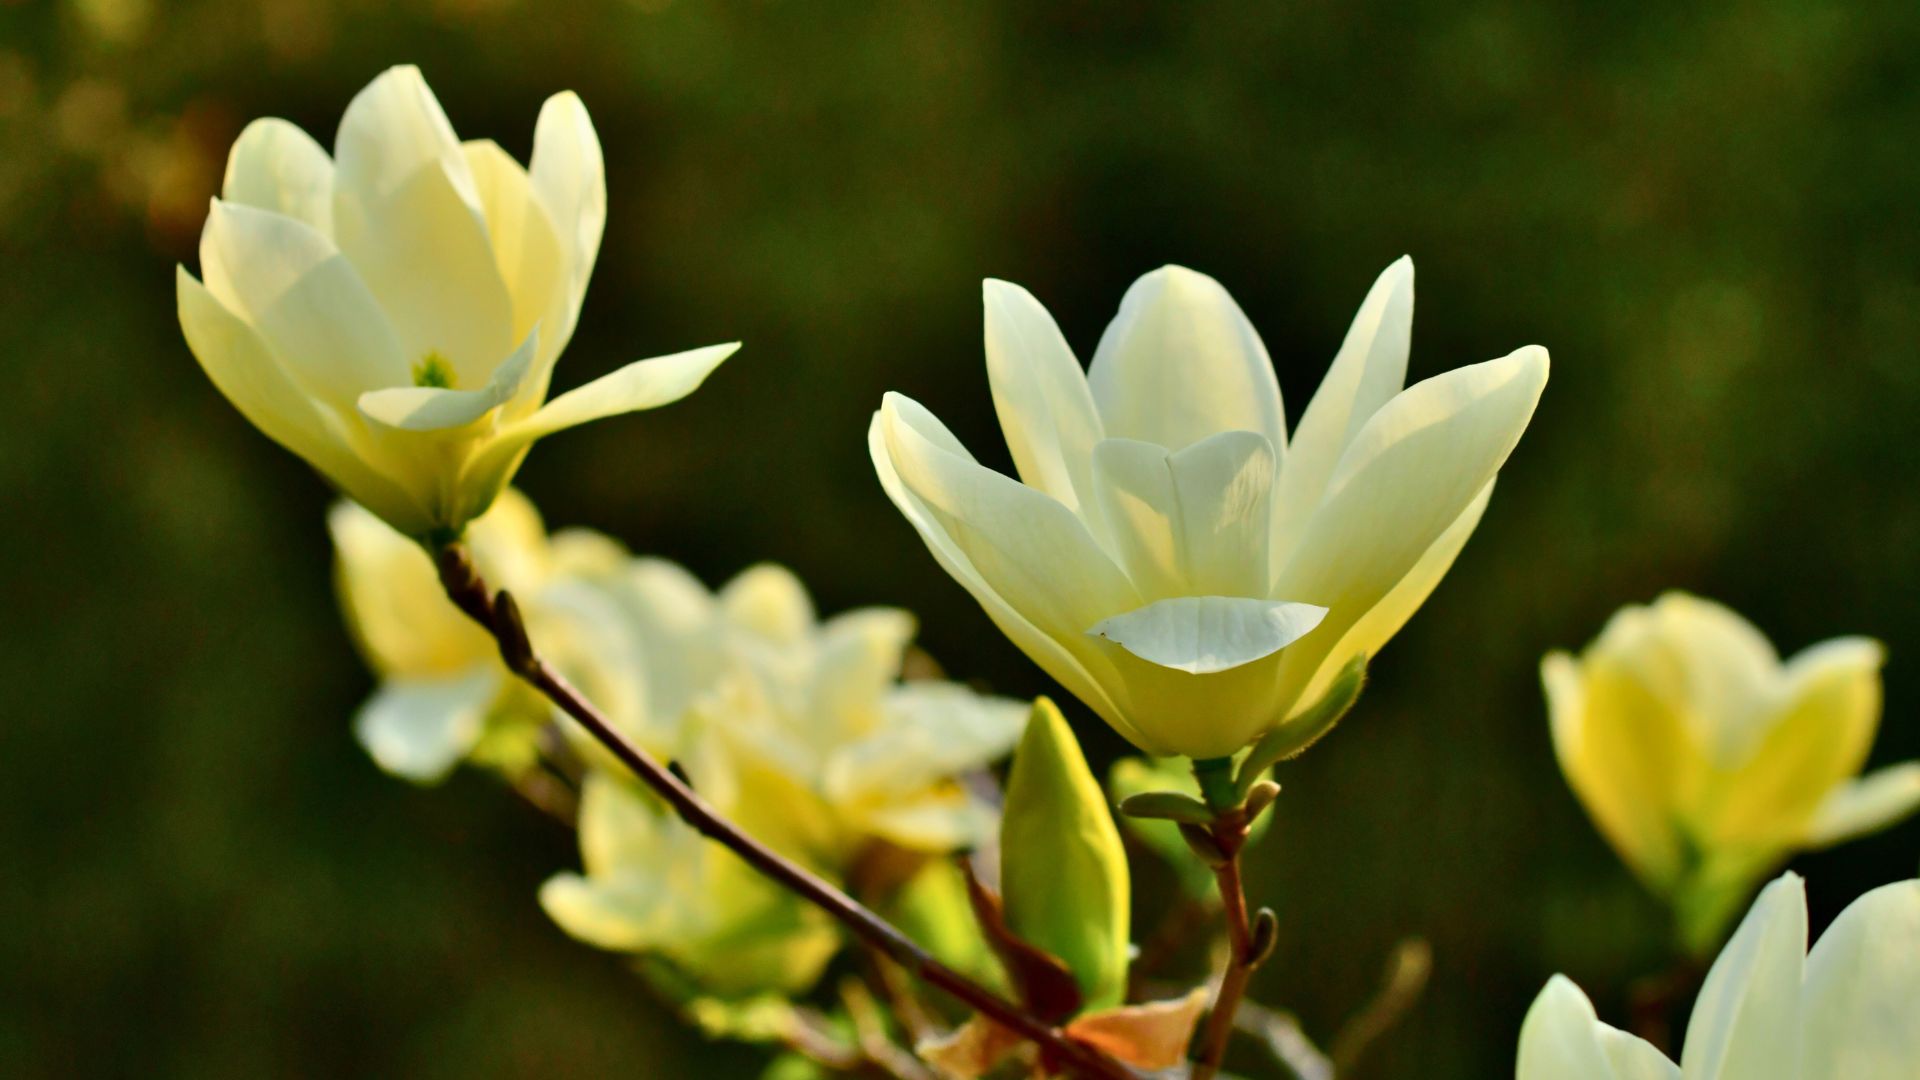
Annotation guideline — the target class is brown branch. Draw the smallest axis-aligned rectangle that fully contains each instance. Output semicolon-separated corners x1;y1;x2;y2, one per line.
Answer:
1329;937;1431;1075
434;544;1135;1080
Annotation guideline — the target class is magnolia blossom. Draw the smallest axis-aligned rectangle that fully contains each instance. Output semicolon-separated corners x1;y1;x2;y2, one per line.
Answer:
1544;593;1920;948
1516;872;1920;1080
872;259;1548;759
179;65;735;538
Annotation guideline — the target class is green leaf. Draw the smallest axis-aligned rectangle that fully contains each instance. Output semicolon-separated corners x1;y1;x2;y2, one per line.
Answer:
1235;653;1369;799
1118;790;1216;824
1001;697;1132;1011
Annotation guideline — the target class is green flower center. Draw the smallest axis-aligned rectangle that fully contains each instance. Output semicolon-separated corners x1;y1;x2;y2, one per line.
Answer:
412;351;456;389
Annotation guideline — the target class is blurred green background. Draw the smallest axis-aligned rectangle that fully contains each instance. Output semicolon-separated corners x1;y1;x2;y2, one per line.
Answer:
4;0;1918;1075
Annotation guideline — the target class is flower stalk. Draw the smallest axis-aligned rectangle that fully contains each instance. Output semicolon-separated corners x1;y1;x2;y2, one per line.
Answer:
434;543;1137;1080
1188;756;1280;1080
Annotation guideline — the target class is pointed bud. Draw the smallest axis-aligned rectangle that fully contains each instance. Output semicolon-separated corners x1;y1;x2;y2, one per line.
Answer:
1001;698;1132;1011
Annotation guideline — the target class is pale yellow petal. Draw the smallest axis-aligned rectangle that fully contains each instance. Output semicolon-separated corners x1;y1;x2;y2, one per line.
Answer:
1679;873;1806;1080
222;117;334;233
1798;879;1920;1080
983;277;1104;514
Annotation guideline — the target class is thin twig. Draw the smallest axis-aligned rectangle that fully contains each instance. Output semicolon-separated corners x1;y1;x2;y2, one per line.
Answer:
842;977;940;1080
434;545;1135;1080
1232;1001;1334;1080
1328;938;1431;1075
1193;848;1256;1080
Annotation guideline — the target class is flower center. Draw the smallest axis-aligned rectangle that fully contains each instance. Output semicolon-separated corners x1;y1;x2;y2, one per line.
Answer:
412;351;456;389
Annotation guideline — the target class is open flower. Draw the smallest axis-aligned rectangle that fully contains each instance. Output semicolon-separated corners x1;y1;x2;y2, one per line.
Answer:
1544;593;1920;949
871;259;1547;759
1517;872;1920;1079
178;65;735;538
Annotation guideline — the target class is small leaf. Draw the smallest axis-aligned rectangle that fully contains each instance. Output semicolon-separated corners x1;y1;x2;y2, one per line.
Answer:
1001;698;1133;1011
916;1015;1024;1079
1118;790;1217;825
1064;989;1210;1070
1236;654;1368;798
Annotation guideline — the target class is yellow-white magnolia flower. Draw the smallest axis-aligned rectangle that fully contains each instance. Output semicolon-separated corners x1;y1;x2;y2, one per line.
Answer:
628;562;1027;860
330;490;633;781
1544;593;1920;947
872;259;1548;759
1516;872;1920;1080
179;65;735;538
540;771;840;998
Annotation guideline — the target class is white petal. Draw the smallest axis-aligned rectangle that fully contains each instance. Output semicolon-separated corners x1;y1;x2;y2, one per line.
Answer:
983;278;1104;513
1516;975;1642;1080
1270;256;1413;572
1289;479;1490;711
1799;879;1920;1080
1091;431;1277;599
358;326;538;432
222;118;334;233
1270;346;1547;716
720;563;818;645
462;139;569;405
529;91;605;317
199;199;411;407
179;266;424;531
1600;1027;1683;1080
352;669;498;783
331;65;514;387
1089;596;1325;675
1680;873;1806;1080
1087;266;1286;454
1804;763;1920;847
868;403;1151;750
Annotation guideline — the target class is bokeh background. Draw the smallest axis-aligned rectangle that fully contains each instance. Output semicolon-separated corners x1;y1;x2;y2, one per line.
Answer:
5;0;1919;1075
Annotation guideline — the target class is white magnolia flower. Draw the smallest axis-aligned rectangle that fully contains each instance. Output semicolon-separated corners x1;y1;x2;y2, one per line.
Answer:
872;259;1547;759
1544;593;1919;949
1517;872;1920;1080
180;65;735;538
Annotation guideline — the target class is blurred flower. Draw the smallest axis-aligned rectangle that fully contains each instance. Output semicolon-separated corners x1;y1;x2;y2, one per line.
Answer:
1516;872;1920;1079
871;259;1548;759
178;64;735;538
539;770;841;998
1544;593;1920;950
329;490;633;781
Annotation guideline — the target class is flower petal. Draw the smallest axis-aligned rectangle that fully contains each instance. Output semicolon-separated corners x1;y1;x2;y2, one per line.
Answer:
199;199;411;408
868;403;1149;749
462;139;569;406
1270;346;1547;715
1516;975;1644;1080
1803;763;1920;847
1089;596;1326;675
719;562;818;646
1271;256;1413;573
1087;265;1286;455
358;326;538;433
508;341;737;443
1090;431;1277;599
331;65;514;387
1680;872;1806;1080
1799;879;1920;1080
352;669;498;783
222;117;334;233
983;278;1104;514
179;266;425;530
529;91;605;318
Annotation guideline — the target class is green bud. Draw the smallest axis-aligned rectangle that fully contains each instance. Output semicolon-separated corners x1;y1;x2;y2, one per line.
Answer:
1236;653;1369;799
1001;697;1132;1011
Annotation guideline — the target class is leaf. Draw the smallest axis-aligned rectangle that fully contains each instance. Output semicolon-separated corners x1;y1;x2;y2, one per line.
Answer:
1065;989;1210;1070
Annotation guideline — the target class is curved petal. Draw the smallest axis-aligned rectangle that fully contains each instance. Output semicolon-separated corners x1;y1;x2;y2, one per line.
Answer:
983;278;1104;514
720;563;818;646
328;498;495;675
1271;256;1413;573
1089;596;1325;675
1270;346;1547;711
1799;879;1920;1080
1803;762;1920;847
1290;479;1491;710
529;90;605;323
1680;873;1806;1080
1516;975;1643;1080
1090;431;1277;600
199;199;410;408
222;117;334;233
1704;638;1884;847
1087;265;1286;455
463;139;569;408
179;266;424;531
352;669;498;783
358;327;537;433
868;406;1149;749
1602;594;1783;765
331;65;514;386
